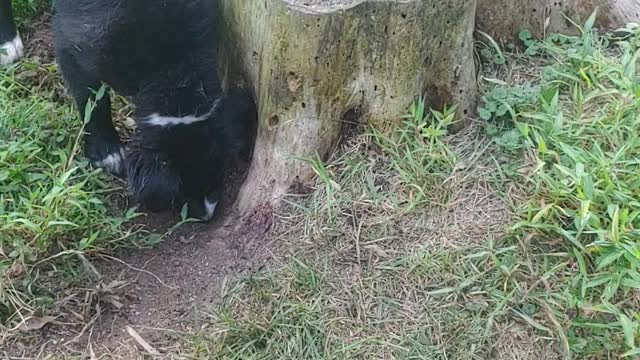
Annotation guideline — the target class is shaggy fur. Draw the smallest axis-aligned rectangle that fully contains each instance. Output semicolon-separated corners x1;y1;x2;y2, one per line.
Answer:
0;0;23;65
51;0;255;220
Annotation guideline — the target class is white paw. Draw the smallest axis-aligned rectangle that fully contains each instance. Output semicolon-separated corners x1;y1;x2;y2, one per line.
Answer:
93;148;126;175
203;197;219;221
0;34;24;66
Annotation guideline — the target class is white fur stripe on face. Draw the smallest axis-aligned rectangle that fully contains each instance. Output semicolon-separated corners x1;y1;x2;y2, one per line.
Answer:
0;34;24;66
203;197;218;221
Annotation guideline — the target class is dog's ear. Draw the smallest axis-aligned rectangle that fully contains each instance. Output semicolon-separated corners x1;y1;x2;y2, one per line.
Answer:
209;89;257;159
126;146;182;212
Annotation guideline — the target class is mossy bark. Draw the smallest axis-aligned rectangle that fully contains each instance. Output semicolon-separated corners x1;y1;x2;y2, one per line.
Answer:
218;0;478;214
477;0;640;42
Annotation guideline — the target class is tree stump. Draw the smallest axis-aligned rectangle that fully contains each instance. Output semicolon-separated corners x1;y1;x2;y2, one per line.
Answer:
218;0;478;214
477;0;640;42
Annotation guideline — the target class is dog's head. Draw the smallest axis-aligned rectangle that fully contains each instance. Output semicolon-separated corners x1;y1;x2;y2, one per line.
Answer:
125;91;256;221
125;121;224;221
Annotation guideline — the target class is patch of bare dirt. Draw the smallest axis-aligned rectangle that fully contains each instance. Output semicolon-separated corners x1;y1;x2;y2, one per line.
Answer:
6;146;264;357
7;204;274;359
23;12;55;63
89;210;273;356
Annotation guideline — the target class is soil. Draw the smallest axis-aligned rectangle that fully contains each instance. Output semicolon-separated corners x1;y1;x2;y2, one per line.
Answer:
23;12;55;64
85;203;274;357
7;204;274;358
5;14;273;359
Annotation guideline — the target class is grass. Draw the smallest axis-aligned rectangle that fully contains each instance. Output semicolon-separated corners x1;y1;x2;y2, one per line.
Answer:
11;0;50;30
0;48;150;342
478;14;640;357
2;3;640;358
185;84;516;358
185;13;640;360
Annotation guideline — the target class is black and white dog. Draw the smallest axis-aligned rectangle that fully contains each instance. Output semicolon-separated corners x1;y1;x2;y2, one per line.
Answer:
2;0;255;220
0;0;23;65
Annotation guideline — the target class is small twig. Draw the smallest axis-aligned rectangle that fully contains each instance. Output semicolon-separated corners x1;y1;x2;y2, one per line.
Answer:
99;255;177;290
133;325;190;336
63;312;100;347
87;325;100;360
30;250;85;272
35;339;52;360
352;205;363;265
126;326;161;357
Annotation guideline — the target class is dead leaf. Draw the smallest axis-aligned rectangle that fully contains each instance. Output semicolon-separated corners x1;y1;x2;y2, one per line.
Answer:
18;315;58;332
101;294;124;309
365;244;390;258
98;280;129;293
6;262;26;278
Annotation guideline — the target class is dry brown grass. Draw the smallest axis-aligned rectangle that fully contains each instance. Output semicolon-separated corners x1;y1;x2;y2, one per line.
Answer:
183;115;555;359
493;323;563;360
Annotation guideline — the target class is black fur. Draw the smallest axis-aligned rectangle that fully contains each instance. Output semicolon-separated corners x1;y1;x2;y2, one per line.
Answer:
0;0;22;65
0;0;17;44
52;0;255;220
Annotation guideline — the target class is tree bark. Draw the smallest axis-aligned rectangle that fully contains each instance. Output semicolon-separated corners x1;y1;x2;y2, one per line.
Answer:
477;0;640;42
218;0;478;214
